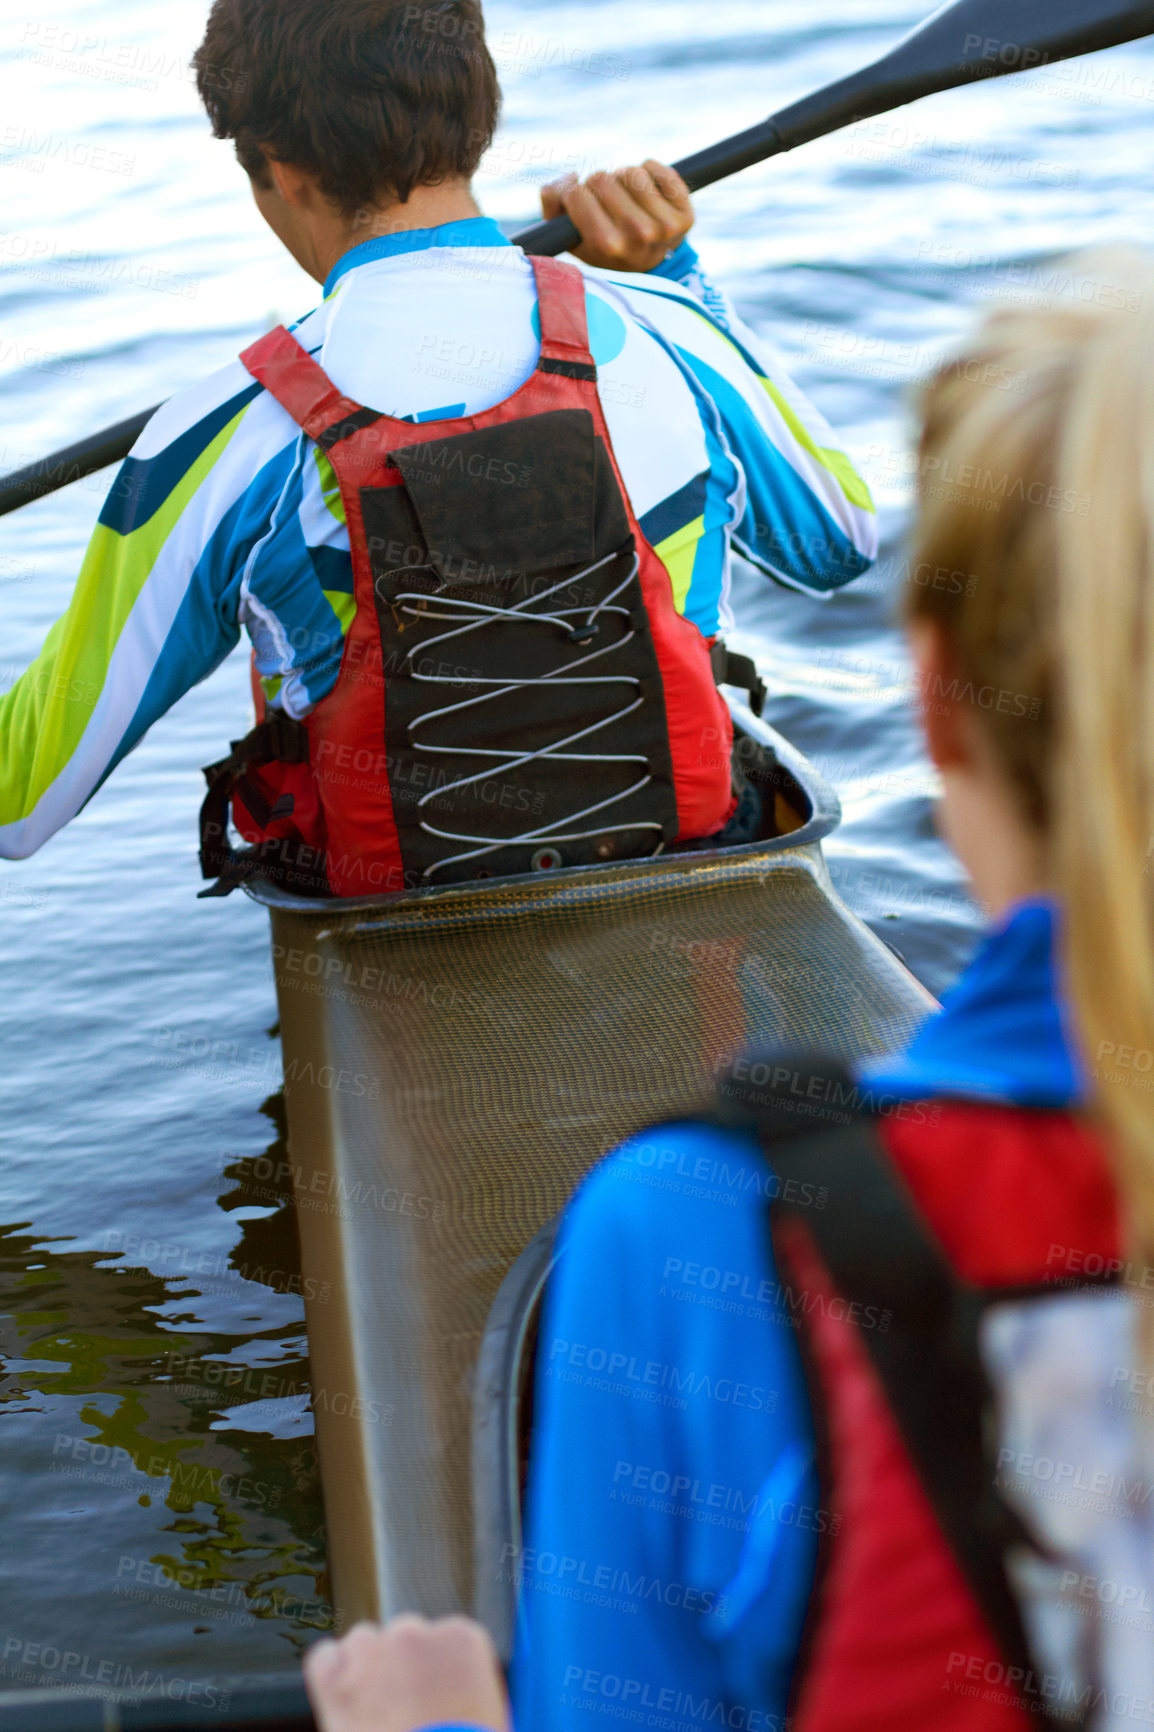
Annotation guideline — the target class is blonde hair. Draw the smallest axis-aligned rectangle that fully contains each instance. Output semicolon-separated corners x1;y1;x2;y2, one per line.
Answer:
907;249;1154;1252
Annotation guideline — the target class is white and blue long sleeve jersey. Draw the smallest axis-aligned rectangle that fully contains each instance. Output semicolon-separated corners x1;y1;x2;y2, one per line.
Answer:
0;217;876;859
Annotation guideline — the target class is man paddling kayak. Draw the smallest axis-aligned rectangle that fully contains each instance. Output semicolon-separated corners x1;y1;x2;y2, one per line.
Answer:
0;0;875;889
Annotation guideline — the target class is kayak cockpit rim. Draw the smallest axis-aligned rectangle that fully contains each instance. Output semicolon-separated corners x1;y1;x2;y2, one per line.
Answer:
243;703;841;918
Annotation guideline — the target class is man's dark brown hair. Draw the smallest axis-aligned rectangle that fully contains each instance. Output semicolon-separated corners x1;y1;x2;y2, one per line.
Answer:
192;0;500;217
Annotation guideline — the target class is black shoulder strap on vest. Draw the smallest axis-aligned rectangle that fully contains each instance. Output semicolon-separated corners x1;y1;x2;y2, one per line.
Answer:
714;1052;1086;1732
197;712;316;898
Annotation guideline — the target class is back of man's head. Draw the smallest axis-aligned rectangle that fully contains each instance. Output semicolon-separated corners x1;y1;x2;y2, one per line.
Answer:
192;0;501;219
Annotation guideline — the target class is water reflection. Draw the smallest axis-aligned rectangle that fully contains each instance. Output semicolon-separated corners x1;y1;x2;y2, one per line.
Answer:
0;1090;334;1680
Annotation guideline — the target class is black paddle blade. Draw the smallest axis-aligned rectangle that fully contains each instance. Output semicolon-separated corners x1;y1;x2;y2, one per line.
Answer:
770;0;1154;152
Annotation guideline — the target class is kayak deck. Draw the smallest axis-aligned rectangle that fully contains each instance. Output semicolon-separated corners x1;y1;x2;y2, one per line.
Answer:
246;705;935;1624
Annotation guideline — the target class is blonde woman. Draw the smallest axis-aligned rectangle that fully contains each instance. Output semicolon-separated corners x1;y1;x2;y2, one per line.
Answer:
304;255;1154;1731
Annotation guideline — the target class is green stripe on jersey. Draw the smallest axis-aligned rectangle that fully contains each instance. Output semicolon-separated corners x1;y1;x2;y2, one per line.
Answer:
654;514;705;615
759;376;875;514
684;306;875;515
323;589;356;633
314;448;346;524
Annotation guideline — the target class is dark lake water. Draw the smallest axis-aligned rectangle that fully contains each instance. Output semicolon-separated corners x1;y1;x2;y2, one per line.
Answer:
2;0;1153;1692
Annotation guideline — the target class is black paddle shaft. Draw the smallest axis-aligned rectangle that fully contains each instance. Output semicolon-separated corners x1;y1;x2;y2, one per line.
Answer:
2;0;1152;518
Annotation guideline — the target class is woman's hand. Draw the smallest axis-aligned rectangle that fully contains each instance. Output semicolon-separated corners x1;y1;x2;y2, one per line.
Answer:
304;1615;511;1732
540;160;694;273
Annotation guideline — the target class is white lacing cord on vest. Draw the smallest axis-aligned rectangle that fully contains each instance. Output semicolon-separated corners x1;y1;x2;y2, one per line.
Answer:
390;545;667;879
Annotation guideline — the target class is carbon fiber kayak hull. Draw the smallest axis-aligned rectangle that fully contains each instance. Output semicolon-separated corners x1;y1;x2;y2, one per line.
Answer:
244;702;935;1623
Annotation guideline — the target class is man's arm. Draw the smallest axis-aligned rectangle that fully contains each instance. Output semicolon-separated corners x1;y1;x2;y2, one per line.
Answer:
622;274;877;597
0;366;300;860
540;163;876;599
540;162;873;606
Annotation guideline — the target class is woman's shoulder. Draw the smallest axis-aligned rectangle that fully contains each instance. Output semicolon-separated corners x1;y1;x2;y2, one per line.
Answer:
880;1101;1119;1285
563;1120;772;1251
549;1121;791;1370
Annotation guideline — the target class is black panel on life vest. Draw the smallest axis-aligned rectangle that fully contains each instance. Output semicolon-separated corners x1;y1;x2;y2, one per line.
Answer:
360;411;679;885
391;409;599;581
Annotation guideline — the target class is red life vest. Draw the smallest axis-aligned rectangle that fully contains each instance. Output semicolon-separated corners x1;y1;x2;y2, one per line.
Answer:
716;1060;1122;1732
777;1099;1120;1732
200;255;735;898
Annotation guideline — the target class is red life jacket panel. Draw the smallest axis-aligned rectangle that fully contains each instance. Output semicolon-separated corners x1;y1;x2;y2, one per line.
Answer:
718;1071;1121;1732
203;255;734;898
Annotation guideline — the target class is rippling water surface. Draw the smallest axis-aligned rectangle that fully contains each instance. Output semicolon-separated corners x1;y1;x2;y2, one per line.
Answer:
2;0;1153;1688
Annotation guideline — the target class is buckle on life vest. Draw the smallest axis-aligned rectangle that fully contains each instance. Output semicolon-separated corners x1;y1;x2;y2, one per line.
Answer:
197;712;312;897
711;642;767;717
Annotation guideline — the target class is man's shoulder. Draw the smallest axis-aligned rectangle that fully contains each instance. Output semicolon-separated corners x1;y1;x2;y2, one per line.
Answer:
129;321;324;465
103;339;319;539
577;263;771;402
580;262;718;334
131;357;253;458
